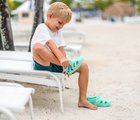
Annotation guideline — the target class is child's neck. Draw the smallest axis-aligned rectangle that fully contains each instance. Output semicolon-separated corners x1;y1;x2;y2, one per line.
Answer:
44;21;53;32
44;21;49;28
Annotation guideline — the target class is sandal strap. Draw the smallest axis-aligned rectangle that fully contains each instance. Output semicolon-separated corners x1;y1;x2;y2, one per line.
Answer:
87;95;111;107
94;97;111;107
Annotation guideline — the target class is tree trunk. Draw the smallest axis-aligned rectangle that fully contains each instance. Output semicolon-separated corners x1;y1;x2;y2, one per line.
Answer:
28;0;44;52
0;0;14;51
0;31;3;50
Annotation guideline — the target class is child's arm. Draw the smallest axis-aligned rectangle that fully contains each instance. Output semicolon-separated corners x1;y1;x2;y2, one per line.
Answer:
58;46;72;77
58;46;66;58
46;40;70;68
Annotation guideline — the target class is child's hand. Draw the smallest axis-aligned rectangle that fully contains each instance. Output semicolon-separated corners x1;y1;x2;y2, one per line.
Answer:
63;68;72;78
60;58;71;69
60;58;72;78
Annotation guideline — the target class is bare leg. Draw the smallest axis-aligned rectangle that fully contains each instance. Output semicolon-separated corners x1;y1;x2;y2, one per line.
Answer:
33;43;61;66
33;44;97;110
75;62;98;110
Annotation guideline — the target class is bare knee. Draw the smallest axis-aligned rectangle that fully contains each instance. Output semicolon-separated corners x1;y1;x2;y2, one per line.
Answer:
76;62;89;73
81;62;89;72
33;43;43;53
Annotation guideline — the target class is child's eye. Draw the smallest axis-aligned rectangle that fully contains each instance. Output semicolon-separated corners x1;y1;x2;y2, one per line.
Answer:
59;21;62;24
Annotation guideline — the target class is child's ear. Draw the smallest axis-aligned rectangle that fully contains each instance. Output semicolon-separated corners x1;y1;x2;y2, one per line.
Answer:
48;13;53;19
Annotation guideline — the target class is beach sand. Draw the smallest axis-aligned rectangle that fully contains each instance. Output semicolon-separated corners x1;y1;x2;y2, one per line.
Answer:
1;19;140;120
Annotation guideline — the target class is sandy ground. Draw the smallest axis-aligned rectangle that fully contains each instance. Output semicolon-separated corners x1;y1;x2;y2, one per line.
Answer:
1;18;140;120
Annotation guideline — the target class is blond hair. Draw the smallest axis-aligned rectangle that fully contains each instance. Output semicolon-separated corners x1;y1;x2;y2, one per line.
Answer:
47;2;72;23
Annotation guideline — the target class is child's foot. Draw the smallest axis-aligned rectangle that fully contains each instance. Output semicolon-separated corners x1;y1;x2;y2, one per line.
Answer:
78;99;98;110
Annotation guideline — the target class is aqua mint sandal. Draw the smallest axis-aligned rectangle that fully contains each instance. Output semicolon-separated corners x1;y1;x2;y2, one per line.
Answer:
65;56;84;74
87;95;111;107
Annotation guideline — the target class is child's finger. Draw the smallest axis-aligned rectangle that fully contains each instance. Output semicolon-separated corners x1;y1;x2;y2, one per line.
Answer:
63;70;67;76
69;62;71;66
62;69;65;73
63;67;69;76
63;69;67;73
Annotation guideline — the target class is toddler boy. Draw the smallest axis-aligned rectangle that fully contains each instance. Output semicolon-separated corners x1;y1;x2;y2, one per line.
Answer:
31;2;98;110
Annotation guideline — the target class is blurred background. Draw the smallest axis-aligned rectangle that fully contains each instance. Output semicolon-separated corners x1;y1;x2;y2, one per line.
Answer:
9;0;140;24
6;0;140;46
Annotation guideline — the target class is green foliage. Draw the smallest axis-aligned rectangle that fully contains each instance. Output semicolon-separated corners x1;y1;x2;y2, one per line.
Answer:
50;0;73;8
94;0;105;10
60;0;74;8
137;3;140;12
76;2;83;9
93;0;113;10
89;0;139;11
50;0;56;4
7;0;23;13
120;0;136;4
7;0;14;12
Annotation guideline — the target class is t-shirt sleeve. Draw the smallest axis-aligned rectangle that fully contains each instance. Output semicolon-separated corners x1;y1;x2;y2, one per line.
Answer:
33;29;52;46
59;31;67;47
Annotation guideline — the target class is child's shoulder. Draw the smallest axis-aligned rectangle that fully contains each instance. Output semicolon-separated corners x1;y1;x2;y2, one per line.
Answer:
37;23;49;32
38;23;46;28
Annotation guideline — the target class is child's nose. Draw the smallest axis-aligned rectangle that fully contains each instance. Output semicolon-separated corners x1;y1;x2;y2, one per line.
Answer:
60;24;64;29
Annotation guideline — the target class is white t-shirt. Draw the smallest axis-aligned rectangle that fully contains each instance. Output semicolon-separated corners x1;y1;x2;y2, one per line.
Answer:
31;23;66;57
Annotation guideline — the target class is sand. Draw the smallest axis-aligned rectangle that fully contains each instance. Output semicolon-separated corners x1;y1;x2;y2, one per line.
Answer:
1;18;140;120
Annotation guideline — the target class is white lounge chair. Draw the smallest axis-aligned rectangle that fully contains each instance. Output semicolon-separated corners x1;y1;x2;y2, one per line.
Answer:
0;59;65;112
14;42;82;57
0;106;17;120
62;31;86;45
0;50;66;89
64;44;82;57
0;82;34;120
0;50;32;62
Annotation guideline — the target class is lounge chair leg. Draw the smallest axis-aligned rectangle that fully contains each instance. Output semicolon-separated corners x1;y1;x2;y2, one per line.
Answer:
58;85;64;112
0;106;17;120
52;74;64;112
29;96;34;120
61;77;65;91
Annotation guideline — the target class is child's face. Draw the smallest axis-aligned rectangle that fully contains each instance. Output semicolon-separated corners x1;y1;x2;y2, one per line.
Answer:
47;13;67;32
